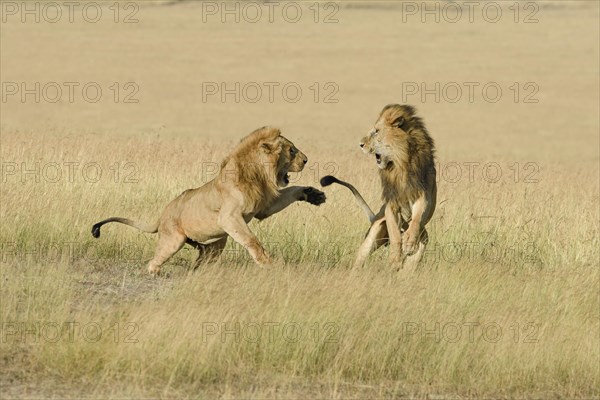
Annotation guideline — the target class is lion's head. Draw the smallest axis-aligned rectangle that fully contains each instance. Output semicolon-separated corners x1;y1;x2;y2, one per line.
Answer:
260;129;308;188
220;126;308;207
359;104;431;170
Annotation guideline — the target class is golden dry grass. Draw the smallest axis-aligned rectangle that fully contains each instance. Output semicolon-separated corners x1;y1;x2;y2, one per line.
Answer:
1;131;598;398
1;1;599;398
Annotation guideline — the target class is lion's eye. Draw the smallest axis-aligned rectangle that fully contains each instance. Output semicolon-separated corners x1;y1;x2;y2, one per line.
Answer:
290;148;296;155
371;129;379;136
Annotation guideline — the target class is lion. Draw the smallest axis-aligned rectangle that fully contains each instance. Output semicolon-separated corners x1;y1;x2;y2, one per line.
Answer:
321;104;436;269
92;126;326;275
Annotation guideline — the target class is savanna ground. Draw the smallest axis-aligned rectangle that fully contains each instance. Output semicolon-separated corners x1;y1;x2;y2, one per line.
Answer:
1;1;599;398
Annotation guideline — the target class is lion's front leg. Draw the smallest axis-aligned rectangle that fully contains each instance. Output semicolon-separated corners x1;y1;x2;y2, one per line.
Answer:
254;186;326;220
403;194;430;256
218;203;272;266
404;175;436;256
402;229;428;272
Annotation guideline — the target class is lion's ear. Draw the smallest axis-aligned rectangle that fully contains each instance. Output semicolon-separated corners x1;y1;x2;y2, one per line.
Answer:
260;142;273;153
391;116;405;129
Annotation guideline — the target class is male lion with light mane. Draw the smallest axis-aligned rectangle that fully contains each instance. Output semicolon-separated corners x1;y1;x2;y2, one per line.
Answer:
92;126;326;275
321;104;436;269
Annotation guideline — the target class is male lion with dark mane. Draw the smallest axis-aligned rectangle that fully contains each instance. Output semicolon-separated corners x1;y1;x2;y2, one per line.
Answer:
321;104;436;269
92;126;326;275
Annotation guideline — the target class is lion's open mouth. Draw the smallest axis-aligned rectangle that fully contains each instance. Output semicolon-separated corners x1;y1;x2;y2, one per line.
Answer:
277;170;290;187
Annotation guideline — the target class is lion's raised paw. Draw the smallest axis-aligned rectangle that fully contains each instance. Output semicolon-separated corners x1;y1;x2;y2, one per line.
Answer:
303;187;326;206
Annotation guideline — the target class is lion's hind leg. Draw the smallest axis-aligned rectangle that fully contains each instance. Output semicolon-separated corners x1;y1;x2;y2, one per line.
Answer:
385;203;404;264
354;217;389;268
189;237;228;271
147;231;186;276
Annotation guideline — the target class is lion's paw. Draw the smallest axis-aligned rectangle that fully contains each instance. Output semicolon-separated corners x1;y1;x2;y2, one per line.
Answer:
303;187;326;206
147;265;161;277
255;251;273;267
402;231;418;256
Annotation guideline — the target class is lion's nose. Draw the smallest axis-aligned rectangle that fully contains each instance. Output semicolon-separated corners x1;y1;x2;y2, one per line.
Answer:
359;143;364;148
303;157;308;164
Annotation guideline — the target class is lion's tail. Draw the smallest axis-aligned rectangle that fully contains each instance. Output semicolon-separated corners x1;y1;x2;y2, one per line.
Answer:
91;217;159;238
320;175;376;223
